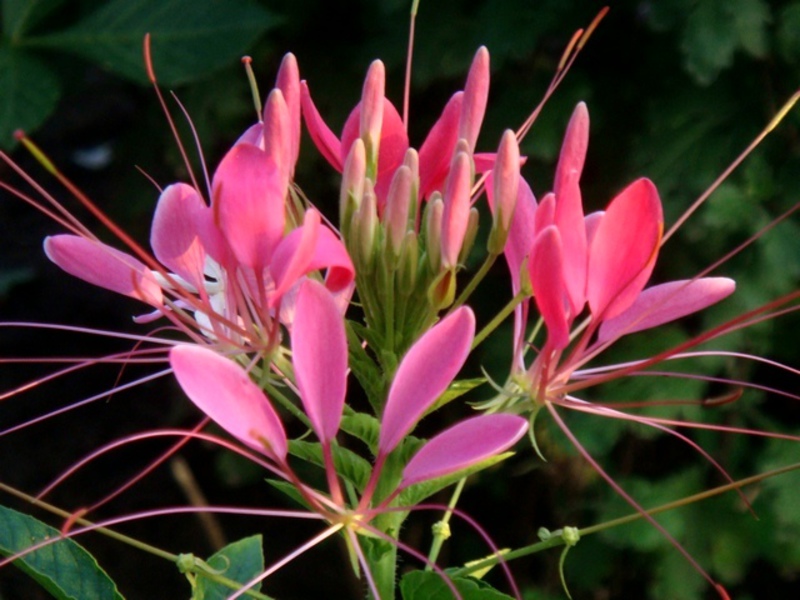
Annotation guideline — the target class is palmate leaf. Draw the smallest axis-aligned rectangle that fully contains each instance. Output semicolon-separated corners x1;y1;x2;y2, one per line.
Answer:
29;0;277;85
288;439;373;492
195;535;265;600
400;570;513;600
0;504;124;600
0;46;60;148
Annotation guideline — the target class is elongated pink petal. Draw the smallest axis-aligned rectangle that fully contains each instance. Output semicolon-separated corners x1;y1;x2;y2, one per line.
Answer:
269;209;321;304
440;151;472;268
212;143;285;269
300;81;344;171
587;178;663;320
169;345;287;461
292;279;348;444
529;226;570;350
262;89;292;194
419;92;463;199
276;53;301;171
44;235;162;306
151;183;206;290
360;60;386;157
534;192;555;236
379;307;476;455
399;414;527;489
553;102;589;199
459;46;490;150
598;277;736;343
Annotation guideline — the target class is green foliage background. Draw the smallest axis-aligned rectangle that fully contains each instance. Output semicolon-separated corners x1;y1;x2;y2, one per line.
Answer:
1;0;799;598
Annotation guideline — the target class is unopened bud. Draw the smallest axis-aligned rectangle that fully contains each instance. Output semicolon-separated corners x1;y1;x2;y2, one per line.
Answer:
361;60;386;180
353;180;378;273
488;130;520;255
340;139;367;234
384;165;413;258
276;53;301;171
458;207;479;265
397;231;419;293
423;194;444;271
402;148;421;230
441;147;473;269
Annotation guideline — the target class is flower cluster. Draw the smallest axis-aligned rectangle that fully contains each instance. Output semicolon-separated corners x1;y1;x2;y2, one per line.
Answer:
3;13;799;599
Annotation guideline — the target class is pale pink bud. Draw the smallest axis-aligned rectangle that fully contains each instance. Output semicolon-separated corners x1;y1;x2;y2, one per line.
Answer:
458;46;490;151
360;60;386;178
353;180;378;273
458;207;480;265
384;165;413;258
488;130;520;255
441;147;474;269
424;194;444;271
340;138;367;232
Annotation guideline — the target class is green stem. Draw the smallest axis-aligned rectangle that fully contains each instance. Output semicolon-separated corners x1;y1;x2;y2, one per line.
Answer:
425;477;466;570
450;252;498;312
472;291;527;350
0;481;273;599
451;461;800;578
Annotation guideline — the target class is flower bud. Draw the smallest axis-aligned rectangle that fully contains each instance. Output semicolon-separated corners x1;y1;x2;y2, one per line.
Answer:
360;60;385;181
340;139;367;234
458;207;480;265
441;145;473;269
397;230;419;294
384;165;413;258
487;130;520;255
423;194;444;272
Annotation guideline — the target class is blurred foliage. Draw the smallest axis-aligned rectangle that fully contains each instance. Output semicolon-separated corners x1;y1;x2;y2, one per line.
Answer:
1;0;800;598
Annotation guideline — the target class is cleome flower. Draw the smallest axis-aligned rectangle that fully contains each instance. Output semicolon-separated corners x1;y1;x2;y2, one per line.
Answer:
169;279;527;597
41;54;354;360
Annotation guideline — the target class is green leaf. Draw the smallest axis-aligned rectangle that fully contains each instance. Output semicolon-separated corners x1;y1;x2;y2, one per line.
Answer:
288;439;373;492
778;3;800;63
400;570;514;600
339;412;381;454
30;0;277;85
0;46;60;148
2;0;65;38
195;535;264;600
0;504;124;600
429;377;486;413
346;320;386;412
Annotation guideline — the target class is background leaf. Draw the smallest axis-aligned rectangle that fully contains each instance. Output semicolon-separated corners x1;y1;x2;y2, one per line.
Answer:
195;535;264;600
0;505;124;600
29;0;277;85
0;47;60;147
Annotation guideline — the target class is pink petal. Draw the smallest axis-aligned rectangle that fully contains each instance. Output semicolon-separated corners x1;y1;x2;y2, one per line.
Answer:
44;235;162;306
276;53;301;171
487;176;537;292
300;80;344;171
379;307;476;455
597;277;736;343
262;89;292;195
555;172;587;316
270;209;321;304
587;178;663;320
553;102;589;200
419;92;463;199
529;226;571;350
212;143;285;269
169;345;287;461
458;46;490;150
151;183;206;290
534;192;556;236
399;414;527;489
292;279;348;444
